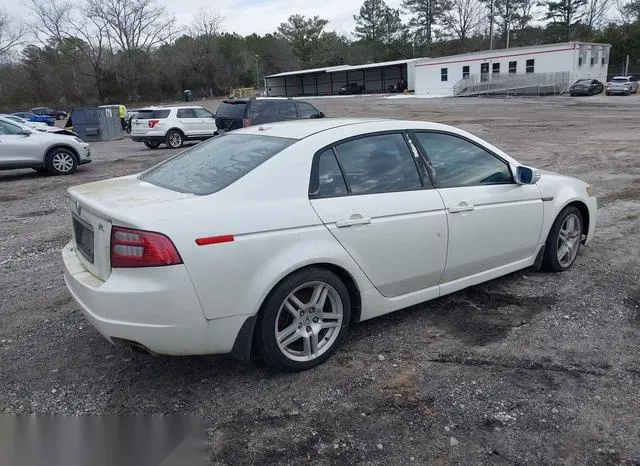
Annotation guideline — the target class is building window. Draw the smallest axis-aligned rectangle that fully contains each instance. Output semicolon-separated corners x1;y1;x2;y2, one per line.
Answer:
526;59;535;73
441;68;448;82
590;56;595;65
602;56;607;65
508;61;517;73
492;63;500;74
578;57;583;66
462;65;470;79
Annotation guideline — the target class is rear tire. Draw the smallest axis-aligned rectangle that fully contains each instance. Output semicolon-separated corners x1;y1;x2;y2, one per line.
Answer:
542;206;583;273
46;148;77;175
165;130;184;149
257;268;351;372
144;141;161;149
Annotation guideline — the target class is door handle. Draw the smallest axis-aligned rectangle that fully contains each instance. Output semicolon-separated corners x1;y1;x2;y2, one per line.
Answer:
336;216;371;228
448;202;475;213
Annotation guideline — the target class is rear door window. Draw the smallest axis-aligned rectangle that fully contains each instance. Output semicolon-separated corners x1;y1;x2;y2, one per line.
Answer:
216;102;247;119
310;149;348;197
136;109;171;119
194;108;214;118
248;101;276;119
297;102;320;119
177;108;196;118
333;133;423;195
278;101;298;120
140;134;295;195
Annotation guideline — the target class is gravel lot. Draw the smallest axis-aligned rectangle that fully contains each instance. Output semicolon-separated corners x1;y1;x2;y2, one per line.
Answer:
1;95;639;464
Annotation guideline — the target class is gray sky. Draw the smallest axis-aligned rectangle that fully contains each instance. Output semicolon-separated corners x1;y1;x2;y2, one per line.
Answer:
6;0;405;38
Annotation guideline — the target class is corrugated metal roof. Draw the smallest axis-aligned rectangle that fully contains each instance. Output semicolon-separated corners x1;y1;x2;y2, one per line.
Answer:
265;58;424;79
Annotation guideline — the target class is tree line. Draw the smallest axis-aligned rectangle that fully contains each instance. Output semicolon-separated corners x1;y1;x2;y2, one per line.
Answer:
0;0;638;110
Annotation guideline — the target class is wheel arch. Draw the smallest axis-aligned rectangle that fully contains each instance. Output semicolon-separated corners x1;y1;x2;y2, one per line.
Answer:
566;200;590;240
230;261;363;363
44;144;79;163
166;127;185;136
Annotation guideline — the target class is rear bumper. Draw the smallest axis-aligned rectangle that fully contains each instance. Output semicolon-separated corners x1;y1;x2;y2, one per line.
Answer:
131;136;165;143
62;242;249;355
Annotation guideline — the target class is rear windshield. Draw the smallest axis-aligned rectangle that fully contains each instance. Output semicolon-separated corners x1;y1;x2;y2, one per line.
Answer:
611;78;629;82
136;109;171;119
139;134;295;195
216;102;247;119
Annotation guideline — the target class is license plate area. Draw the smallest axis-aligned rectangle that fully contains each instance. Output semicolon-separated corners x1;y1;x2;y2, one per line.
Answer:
73;215;95;264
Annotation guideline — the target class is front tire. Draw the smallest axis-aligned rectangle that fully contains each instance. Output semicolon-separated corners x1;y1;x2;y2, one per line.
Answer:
165;130;184;149
46;148;77;175
257;268;351;372
542;206;583;272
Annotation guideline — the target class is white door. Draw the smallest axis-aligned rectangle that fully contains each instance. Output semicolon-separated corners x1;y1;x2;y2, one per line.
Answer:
194;107;217;136
410;131;543;285
176;108;199;137
0;120;43;166
310;132;448;298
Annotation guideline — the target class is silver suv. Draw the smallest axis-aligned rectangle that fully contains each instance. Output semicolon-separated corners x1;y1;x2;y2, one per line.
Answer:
606;76;638;95
0;116;91;175
130;105;218;149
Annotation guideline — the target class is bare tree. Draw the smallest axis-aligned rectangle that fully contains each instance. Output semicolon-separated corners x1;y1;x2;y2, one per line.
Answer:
0;9;25;59
29;0;110;101
189;7;224;98
584;0;611;30
615;0;640;23
191;6;224;38
86;0;176;98
441;0;485;41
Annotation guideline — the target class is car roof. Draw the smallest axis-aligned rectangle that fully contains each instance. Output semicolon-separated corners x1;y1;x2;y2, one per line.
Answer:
229;118;463;141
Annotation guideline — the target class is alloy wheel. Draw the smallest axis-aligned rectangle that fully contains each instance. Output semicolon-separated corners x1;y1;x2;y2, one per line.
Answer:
557;213;581;268
168;132;182;148
275;281;344;362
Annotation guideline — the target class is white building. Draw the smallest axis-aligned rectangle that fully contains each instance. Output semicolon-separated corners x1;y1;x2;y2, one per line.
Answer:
263;41;611;98
412;41;611;96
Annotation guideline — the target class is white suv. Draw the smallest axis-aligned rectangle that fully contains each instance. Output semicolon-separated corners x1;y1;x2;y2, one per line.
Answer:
130;106;218;149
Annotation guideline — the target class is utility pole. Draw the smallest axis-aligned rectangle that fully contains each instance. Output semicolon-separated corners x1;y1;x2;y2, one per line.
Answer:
505;2;511;49
254;54;260;93
489;0;495;50
624;55;629;75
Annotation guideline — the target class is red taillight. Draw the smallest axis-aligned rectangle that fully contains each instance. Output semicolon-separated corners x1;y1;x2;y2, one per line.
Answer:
110;226;182;268
242;118;252;127
148;119;160;128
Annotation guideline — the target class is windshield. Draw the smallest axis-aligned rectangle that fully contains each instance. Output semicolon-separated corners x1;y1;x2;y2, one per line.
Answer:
140;134;295;195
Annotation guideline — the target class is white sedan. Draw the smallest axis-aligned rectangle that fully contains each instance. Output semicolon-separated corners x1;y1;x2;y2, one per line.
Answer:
62;118;597;372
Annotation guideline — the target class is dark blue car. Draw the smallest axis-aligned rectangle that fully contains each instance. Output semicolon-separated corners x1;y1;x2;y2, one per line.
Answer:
12;112;55;126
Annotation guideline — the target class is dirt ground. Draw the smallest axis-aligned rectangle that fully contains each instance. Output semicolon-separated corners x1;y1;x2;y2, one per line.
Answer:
1;95;640;465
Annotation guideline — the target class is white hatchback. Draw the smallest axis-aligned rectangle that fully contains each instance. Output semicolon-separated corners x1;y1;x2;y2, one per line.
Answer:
63;118;597;372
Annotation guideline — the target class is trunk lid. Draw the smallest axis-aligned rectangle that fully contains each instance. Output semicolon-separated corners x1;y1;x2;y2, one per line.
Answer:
68;175;196;281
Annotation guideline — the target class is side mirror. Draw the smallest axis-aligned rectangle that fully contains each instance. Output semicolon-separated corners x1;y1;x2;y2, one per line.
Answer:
20;129;33;136
318;112;325;118
515;165;540;185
